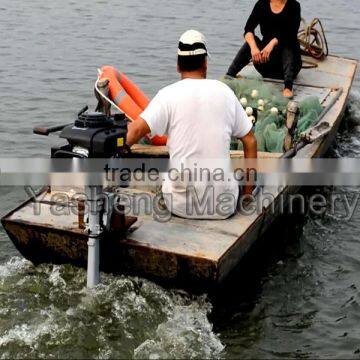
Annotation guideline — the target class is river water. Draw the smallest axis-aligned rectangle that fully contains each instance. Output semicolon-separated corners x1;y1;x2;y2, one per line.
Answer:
0;0;359;358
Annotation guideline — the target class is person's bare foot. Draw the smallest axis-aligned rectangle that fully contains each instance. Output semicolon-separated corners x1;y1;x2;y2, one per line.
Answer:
283;88;294;98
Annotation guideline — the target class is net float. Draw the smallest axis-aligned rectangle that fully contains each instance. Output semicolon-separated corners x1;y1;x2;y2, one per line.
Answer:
270;107;279;115
251;89;259;99
258;99;265;107
246;107;253;116
240;97;248;107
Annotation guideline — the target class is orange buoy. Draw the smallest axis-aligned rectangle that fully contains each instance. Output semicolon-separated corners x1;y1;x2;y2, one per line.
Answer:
99;66;167;146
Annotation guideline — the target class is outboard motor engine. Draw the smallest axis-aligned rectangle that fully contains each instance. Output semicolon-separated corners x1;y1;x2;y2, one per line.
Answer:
50;109;129;158
33;107;134;288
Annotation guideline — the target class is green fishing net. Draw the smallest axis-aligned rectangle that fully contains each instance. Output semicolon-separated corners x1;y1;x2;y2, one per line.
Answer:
223;78;323;153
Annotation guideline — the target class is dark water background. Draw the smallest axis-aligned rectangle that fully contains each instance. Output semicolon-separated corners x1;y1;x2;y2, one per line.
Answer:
0;0;359;358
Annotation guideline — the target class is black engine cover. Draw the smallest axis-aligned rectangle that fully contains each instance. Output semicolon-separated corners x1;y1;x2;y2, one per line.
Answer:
55;111;128;158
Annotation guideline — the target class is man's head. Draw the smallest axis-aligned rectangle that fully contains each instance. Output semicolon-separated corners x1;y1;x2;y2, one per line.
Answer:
177;30;208;78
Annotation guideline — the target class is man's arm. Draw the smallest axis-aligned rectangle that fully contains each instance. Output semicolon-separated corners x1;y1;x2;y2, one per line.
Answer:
261;38;279;62
239;131;257;196
240;131;257;159
244;32;263;64
244;1;262;64
126;117;151;147
127;90;168;147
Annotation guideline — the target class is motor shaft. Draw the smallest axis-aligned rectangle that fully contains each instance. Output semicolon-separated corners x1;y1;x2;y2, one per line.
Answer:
86;185;103;288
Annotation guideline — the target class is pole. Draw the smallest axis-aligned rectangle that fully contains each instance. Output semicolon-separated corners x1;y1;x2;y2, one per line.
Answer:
86;185;103;288
282;88;343;159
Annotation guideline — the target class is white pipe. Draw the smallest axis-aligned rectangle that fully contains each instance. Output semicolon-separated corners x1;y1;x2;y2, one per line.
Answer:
87;237;100;288
86;185;103;288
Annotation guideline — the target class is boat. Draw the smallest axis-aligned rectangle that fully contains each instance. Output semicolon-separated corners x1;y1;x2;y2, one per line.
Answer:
1;55;357;291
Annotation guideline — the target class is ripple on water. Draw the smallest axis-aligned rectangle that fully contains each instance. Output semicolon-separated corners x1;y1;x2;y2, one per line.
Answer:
347;91;360;127
0;257;224;359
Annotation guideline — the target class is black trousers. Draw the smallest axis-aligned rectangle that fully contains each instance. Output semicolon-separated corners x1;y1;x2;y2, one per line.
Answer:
227;36;302;90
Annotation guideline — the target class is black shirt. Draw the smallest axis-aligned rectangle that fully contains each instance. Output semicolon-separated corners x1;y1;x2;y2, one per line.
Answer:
244;0;301;48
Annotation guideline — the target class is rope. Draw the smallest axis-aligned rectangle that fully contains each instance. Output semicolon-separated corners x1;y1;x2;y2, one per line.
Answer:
94;70;153;145
94;77;122;114
298;18;329;68
94;71;137;122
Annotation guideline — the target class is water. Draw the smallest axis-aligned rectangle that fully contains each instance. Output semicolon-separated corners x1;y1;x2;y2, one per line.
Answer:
0;0;359;358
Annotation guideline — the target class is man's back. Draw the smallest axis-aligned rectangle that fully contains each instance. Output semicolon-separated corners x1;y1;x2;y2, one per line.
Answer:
141;79;252;219
156;79;244;159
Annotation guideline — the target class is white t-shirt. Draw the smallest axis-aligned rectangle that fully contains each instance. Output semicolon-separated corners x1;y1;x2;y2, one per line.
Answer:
141;78;252;219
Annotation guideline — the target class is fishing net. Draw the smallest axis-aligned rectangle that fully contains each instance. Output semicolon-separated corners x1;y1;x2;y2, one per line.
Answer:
223;78;323;153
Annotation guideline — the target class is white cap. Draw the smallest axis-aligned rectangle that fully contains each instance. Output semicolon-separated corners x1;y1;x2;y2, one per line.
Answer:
178;30;209;57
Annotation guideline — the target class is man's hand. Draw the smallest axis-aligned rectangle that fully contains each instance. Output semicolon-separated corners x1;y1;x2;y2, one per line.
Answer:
261;38;278;63
251;46;263;64
239;131;257;196
126;117;151;147
245;32;263;64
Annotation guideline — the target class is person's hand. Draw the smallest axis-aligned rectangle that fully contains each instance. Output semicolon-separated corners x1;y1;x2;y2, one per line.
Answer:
251;46;262;64
261;42;275;63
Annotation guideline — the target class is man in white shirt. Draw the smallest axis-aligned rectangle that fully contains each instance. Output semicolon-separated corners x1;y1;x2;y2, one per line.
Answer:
126;30;257;219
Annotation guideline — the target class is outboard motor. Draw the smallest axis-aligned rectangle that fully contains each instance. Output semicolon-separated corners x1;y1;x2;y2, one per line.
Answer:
49;109;129;158
33;106;134;289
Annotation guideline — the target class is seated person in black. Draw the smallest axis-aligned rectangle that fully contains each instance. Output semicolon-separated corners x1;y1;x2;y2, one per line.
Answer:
226;0;302;98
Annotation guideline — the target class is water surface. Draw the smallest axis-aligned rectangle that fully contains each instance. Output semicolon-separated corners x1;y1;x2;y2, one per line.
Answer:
0;0;359;358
